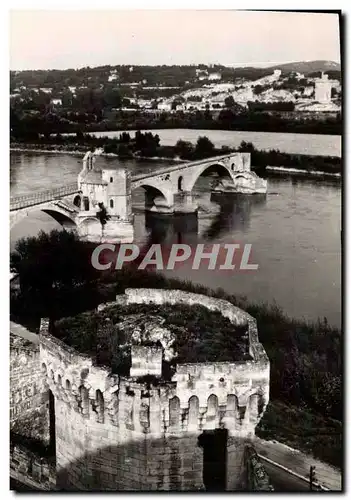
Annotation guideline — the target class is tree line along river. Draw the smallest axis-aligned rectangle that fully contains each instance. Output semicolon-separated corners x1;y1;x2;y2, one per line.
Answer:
89;129;341;158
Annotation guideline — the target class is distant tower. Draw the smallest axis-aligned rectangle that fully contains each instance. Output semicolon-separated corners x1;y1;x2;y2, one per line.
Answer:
315;72;332;103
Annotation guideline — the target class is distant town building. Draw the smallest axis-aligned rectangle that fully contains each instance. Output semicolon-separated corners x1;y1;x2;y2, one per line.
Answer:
196;68;208;77
108;74;118;82
40;88;52;94
157;102;172;112
303;86;314;97
136;99;153;109
273;69;282;78
51;98;62;106
208;72;222;81
108;70;119;82
315;72;332;103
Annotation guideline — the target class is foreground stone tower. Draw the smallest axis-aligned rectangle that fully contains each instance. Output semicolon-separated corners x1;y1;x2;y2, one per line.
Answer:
75;151;134;243
36;289;270;491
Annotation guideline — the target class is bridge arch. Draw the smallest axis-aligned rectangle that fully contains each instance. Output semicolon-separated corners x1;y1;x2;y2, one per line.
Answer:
10;205;78;231
132;182;173;212
186;162;236;193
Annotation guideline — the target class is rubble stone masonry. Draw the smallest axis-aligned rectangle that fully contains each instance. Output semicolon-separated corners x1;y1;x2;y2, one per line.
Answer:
10;333;49;444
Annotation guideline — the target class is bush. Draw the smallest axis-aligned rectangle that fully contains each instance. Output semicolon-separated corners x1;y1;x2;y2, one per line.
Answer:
53;302;251;377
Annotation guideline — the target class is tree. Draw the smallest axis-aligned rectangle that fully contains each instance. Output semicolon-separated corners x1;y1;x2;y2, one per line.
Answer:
195;136;215;158
253;85;264;95
10;230;98;297
96;202;111;227
175;139;194;159
238;141;256;153
224;95;235;108
119;132;131;143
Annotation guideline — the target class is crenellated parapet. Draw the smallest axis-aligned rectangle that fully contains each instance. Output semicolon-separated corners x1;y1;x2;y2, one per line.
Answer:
39;289;269;440
39;318;120;426
35;289;270;490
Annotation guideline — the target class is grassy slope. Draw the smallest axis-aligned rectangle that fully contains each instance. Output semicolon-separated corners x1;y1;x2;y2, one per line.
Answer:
257;401;342;468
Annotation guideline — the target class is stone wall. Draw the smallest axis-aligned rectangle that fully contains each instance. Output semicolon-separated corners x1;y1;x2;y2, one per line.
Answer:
10;442;56;490
10;333;49;444
40;320;205;490
130;345;163;378
245;445;274;491
37;288;270;490
55;395;204;491
123;287;269;369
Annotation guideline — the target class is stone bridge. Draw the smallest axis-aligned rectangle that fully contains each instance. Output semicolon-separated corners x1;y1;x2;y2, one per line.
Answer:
10;183;80;230
131;152;263;213
10;153;266;242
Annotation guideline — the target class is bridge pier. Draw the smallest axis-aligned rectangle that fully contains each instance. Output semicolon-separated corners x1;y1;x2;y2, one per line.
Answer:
144;191;198;215
75;214;134;244
173;191;198;214
144;190;174;214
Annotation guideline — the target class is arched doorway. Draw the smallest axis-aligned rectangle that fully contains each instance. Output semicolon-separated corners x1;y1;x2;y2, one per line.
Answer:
198;428;228;491
48;389;56;455
178;176;184;192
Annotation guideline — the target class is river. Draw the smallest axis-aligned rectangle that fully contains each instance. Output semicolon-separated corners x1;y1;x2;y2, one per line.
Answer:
10;151;341;328
90;129;341;157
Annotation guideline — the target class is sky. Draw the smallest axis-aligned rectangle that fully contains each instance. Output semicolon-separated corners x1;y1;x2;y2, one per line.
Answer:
9;10;341;70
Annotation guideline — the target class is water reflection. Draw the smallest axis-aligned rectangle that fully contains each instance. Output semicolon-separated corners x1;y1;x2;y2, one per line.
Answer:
138;194;267;247
203;193;267;240
144;212;199;246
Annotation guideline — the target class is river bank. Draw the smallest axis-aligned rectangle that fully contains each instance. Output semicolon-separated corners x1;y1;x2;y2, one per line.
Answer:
10;145;187;163
10;135;341;178
266;166;341;178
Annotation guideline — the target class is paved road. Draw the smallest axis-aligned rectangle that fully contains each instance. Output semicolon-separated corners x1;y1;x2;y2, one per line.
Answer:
261;459;322;491
254;438;341;491
10;320;39;344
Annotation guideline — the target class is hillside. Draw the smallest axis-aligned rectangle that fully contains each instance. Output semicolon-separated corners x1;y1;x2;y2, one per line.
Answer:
267;60;341;74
